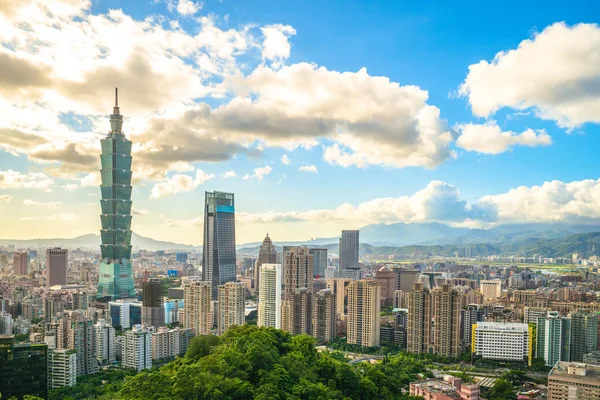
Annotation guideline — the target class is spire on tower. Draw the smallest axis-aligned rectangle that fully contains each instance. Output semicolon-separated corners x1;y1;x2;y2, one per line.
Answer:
113;87;120;115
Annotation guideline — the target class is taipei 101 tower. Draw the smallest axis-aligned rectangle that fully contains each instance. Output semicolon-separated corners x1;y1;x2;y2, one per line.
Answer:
97;88;135;301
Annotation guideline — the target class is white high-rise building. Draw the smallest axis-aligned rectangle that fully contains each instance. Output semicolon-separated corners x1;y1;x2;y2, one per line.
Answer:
480;280;502;299
217;282;246;335
151;326;193;360
122;324;153;372
94;318;116;365
257;263;282;329
0;311;13;334
48;349;77;388
57;311;99;376
183;280;212;335
473;322;532;365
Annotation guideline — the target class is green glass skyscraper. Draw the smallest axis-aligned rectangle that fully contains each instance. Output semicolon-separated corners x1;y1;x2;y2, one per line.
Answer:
97;89;135;302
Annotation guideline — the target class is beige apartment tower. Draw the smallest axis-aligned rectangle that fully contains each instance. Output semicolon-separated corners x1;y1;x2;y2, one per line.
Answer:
217;282;246;335
313;288;336;343
407;282;432;354
347;280;380;347
326;278;352;317
46;248;68;287
183;280;212;335
431;284;463;358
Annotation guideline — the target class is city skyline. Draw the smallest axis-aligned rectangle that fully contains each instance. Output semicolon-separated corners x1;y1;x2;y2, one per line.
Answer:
2;2;600;246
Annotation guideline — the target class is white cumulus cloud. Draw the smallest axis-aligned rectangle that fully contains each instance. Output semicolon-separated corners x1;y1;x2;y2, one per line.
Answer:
0;170;54;189
243;165;272;180
298;164;318;173
459;22;600;128
280;154;290;165
150;169;214;199
221;170;236;179
0;194;12;202
260;24;296;67
23;199;62;208
456;122;552;154
19;212;79;222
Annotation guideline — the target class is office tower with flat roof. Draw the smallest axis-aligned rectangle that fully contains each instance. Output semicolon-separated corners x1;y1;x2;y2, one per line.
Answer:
202;191;236;300
122;324;152;372
339;230;359;273
94;318;116;365
0;335;48;399
183;280;212;335
255;234;277;296
97;89;135;301
347;280;380;347
142;278;165;328
407;282;432;354
313;288;336;343
395;268;421;292
480;280;502;299
309;248;328;278
537;311;571;367
569;310;598;362
48;349;77;389
257;264;282;329
46;247;68;287
432;284;463;358
217;282;246;335
13;252;28;276
473;322;533;366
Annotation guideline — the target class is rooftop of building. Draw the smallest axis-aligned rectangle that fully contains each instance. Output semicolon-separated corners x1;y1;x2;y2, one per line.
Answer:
476;322;529;331
410;379;461;396
549;362;600;384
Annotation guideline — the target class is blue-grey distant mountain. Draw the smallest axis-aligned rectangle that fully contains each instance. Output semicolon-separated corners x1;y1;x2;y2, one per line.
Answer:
0;233;197;251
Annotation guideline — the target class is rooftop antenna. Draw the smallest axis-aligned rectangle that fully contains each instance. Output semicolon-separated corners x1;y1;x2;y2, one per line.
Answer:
113;87;120;115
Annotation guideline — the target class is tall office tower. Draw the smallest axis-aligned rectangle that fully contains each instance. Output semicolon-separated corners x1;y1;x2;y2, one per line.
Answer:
182;280;212;335
313;288;336;343
72;292;89;311
282;247;313;334
58;311;99;376
395;268;421;292
431;284;462;358
122;324;152;372
48;349;77;389
94;318;116;365
326;278;352;317
257;264;282;329
309;248;328;278
569;310;599;362
255;234;277;295
217;282;246;335
13;252;28;276
537;311;571;367
0;335;48;400
141;279;165;328
46;247;68;287
462;304;484;344
202;191;236;300
97;89;135;302
339;230;359;272
407;282;432;354
347;280;380;347
479;280;502;299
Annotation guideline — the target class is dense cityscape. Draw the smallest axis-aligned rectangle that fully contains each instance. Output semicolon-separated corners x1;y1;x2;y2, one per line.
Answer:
0;92;598;399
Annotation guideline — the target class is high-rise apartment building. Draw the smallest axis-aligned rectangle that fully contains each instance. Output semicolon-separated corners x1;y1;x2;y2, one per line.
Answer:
57;311;99;376
151;326;193;360
313;288;336;343
13;252;28;276
255;234;277;295
569;310;599;362
48;349;77;389
72;291;89;311
339;230;359;272
141;278;165;328
0;311;13;335
97;89;135;301
202;191;236;300
122;324;152;372
94;318;116;365
548;362;600;400
347;280;380;347
282;247;313;334
473;322;532;366
46;247;68;287
309;248;328;278
217;282;246;335
257;264;282;329
462;304;484;345
326;278;352;317
431;284;463;358
407;282;432;354
0;335;48;399
537;311;571;367
480;280;502;299
183;280;212;335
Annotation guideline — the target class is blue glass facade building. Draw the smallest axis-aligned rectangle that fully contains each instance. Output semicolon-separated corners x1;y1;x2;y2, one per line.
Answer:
97;89;135;301
202;191;236;300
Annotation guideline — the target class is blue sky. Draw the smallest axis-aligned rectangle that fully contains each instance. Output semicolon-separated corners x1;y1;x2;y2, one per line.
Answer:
1;0;600;244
